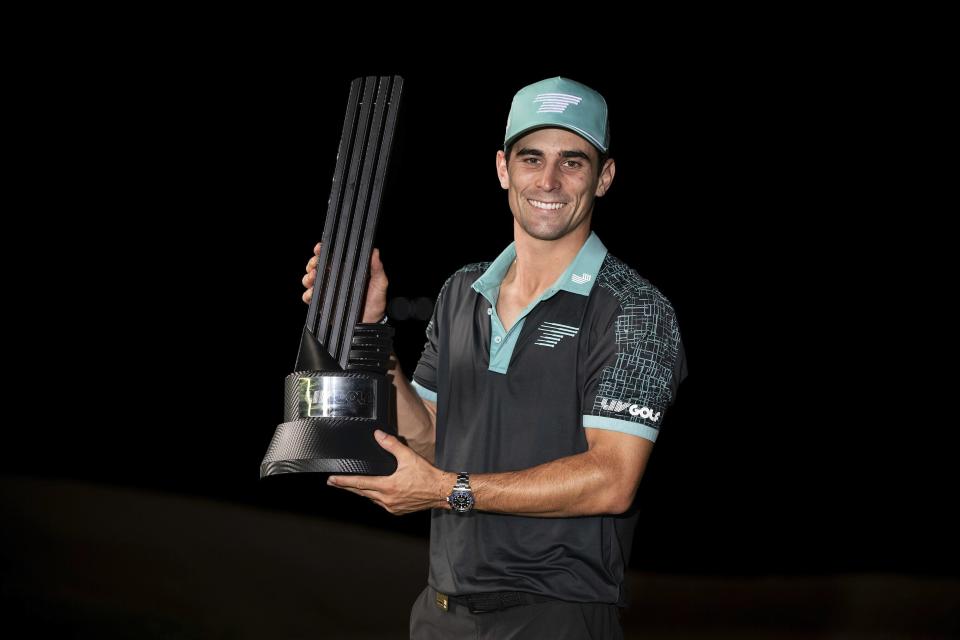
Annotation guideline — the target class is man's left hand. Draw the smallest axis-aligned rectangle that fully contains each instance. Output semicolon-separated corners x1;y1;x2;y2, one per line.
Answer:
327;430;449;515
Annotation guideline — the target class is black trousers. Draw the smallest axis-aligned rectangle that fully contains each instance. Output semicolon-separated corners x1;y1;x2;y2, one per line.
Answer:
409;586;623;640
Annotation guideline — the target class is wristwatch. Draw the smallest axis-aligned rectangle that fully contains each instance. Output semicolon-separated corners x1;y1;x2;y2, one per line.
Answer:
446;472;475;513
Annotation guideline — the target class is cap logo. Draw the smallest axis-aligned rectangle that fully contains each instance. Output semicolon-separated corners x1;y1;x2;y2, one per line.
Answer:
534;92;582;114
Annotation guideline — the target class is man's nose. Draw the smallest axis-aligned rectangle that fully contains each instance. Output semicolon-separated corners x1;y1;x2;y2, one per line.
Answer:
537;162;561;191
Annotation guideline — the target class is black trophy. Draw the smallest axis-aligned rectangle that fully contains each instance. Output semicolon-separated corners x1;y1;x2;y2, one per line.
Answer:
260;76;403;478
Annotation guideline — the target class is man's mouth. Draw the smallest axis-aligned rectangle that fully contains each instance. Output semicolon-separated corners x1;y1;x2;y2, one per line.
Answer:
528;199;566;211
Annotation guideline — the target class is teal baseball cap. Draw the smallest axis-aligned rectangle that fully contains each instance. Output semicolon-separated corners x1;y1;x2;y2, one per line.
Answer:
504;77;610;153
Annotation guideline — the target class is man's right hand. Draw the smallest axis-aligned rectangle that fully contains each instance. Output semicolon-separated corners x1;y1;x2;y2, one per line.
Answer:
302;242;389;324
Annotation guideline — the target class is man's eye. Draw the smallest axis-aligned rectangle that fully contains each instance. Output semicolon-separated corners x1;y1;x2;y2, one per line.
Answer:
564;160;583;168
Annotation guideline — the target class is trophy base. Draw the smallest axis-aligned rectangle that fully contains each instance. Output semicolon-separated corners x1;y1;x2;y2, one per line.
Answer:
260;417;398;478
260;457;392;477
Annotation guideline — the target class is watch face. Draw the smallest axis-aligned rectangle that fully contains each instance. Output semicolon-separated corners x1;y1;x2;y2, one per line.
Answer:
449;489;475;512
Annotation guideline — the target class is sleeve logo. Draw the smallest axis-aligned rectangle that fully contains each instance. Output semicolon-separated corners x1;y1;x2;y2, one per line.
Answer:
600;397;661;422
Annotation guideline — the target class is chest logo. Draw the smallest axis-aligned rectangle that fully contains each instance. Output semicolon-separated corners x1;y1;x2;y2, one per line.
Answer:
570;272;592;285
534;321;580;348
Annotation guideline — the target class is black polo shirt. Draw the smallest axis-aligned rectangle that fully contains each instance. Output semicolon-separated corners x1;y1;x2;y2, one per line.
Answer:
412;231;687;605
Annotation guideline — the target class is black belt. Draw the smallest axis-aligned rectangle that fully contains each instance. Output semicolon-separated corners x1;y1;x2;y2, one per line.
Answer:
435;589;559;614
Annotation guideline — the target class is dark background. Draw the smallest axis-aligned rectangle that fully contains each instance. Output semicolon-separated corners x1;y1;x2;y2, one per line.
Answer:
4;40;955;636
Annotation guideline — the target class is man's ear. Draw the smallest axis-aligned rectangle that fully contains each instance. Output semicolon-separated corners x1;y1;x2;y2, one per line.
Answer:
496;150;510;190
595;158;616;197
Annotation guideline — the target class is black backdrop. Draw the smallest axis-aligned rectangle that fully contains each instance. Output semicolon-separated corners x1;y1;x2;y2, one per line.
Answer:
10;46;953;579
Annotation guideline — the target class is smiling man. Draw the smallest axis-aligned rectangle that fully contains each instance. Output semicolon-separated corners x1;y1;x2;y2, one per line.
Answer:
306;76;688;639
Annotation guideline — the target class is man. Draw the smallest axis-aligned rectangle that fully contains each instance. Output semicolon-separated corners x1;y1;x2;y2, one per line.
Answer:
303;77;687;639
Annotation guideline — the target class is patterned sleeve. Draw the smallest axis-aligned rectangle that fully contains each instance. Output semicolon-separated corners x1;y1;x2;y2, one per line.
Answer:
411;274;456;404
581;288;687;442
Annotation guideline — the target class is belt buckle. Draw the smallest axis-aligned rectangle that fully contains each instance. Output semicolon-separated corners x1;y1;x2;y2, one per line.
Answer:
435;591;449;611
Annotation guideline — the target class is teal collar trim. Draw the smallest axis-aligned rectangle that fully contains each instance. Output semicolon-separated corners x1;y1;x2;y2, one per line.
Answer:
469;232;608;375
470;231;608;303
553;230;608;296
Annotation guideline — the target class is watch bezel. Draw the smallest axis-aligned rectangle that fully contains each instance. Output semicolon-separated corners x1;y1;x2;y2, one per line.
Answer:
447;488;475;513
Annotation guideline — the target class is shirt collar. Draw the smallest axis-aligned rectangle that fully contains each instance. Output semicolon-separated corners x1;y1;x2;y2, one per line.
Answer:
471;231;608;302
